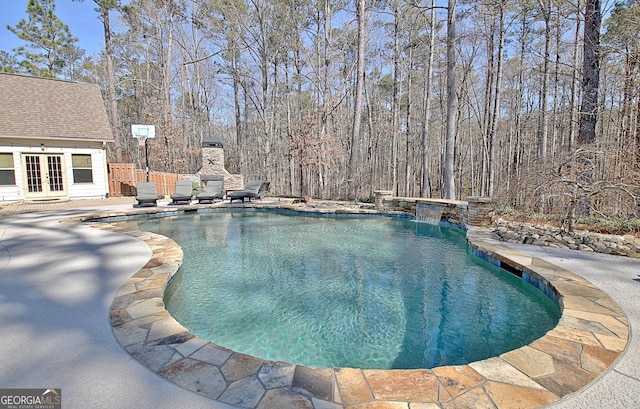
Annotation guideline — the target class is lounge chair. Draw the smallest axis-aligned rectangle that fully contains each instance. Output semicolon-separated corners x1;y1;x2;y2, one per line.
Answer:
196;177;224;204
256;181;270;199
135;182;164;207
169;180;194;205
228;179;265;203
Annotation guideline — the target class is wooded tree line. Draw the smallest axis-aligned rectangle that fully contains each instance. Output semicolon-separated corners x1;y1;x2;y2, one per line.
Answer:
3;0;640;219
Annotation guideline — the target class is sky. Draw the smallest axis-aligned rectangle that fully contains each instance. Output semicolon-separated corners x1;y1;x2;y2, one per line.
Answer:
0;0;109;56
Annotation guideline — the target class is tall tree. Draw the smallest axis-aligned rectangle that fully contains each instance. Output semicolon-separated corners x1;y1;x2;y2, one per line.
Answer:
118;0;183;171
578;0;601;144
7;0;82;78
207;0;249;173
347;0;367;196
443;0;456;199
568;0;582;150
74;0;124;162
604;1;640;163
99;0;123;162
420;0;436;198
486;0;507;197
536;0;551;158
390;0;402;196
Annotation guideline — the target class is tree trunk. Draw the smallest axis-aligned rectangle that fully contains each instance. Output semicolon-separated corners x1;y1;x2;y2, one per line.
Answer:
97;0;123;162
578;0;601;145
159;2;175;172
537;0;551;158
420;0;436;198
568;0;582;151
230;34;244;172
481;13;495;197
487;0;506;197
347;0;367;198
444;0;457;200
404;41;413;197
391;2;400;196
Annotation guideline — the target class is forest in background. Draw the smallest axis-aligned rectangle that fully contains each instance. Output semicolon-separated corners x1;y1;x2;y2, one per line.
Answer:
2;0;640;224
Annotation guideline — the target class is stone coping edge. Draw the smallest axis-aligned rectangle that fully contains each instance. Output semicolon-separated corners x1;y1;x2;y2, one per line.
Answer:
63;204;630;409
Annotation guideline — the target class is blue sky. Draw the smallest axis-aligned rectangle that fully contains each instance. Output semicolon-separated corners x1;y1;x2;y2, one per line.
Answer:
0;0;109;56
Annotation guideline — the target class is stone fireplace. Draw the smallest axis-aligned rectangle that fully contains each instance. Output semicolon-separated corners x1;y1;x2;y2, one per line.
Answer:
195;137;243;191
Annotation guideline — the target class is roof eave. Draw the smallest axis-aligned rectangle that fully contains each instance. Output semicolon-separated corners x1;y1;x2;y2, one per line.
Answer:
0;134;115;143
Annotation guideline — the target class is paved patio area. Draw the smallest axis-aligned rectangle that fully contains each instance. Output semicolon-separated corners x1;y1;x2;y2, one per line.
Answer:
0;198;638;408
502;243;640;409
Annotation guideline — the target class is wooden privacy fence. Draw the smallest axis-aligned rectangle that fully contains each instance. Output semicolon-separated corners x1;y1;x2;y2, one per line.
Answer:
108;163;180;197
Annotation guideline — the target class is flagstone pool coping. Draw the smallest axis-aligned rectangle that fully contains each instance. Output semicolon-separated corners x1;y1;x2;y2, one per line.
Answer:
62;204;629;409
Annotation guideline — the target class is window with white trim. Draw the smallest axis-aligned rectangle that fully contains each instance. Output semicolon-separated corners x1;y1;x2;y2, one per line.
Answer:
72;154;93;183
0;153;16;185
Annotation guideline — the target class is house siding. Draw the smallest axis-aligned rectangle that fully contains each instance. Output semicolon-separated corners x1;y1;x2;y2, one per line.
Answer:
0;150;23;202
64;147;109;199
0;138;109;202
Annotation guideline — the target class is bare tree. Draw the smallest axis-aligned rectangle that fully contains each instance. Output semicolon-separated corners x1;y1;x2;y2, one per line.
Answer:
74;0;124;162
443;0;456;199
568;0;582;150
536;0;551;158
347;0;367;198
482;0;507;197
420;0;437;198
578;0;601;145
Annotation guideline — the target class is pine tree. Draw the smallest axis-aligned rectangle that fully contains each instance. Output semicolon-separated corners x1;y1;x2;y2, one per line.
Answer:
7;0;82;78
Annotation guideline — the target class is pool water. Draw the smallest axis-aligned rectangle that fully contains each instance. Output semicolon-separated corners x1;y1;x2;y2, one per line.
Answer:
132;211;560;369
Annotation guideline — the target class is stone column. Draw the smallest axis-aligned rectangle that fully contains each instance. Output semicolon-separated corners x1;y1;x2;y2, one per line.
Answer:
374;190;393;211
466;196;493;226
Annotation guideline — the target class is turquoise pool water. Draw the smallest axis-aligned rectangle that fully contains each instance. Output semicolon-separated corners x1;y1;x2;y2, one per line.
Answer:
132;211;560;369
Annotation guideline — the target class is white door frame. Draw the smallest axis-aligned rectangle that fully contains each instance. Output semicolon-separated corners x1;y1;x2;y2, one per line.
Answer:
21;153;68;200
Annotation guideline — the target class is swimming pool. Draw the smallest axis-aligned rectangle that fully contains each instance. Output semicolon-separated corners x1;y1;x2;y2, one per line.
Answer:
131;210;560;369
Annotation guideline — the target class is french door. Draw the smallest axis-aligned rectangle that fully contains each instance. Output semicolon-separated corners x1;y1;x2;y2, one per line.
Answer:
22;154;67;200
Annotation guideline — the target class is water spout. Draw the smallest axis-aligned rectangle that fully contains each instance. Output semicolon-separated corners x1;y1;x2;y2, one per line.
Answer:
416;202;445;225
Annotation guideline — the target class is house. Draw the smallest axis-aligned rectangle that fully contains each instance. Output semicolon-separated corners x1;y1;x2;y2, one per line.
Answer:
0;73;114;202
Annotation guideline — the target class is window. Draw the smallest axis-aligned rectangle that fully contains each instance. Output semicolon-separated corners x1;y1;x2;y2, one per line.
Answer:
0;153;15;185
72;154;93;183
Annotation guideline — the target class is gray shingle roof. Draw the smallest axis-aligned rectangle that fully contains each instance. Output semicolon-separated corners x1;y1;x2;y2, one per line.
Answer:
0;73;114;142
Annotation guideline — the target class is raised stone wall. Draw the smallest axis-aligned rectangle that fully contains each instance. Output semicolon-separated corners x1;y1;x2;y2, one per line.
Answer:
373;190;393;211
381;197;468;227
379;195;640;258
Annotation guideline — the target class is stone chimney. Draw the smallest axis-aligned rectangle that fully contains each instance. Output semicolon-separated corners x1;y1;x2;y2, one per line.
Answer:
196;138;243;190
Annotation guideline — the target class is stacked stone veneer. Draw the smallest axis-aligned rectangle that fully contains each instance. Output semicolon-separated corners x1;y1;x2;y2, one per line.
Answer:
378;194;640;258
466;196;494;226
379;195;471;227
195;145;243;190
